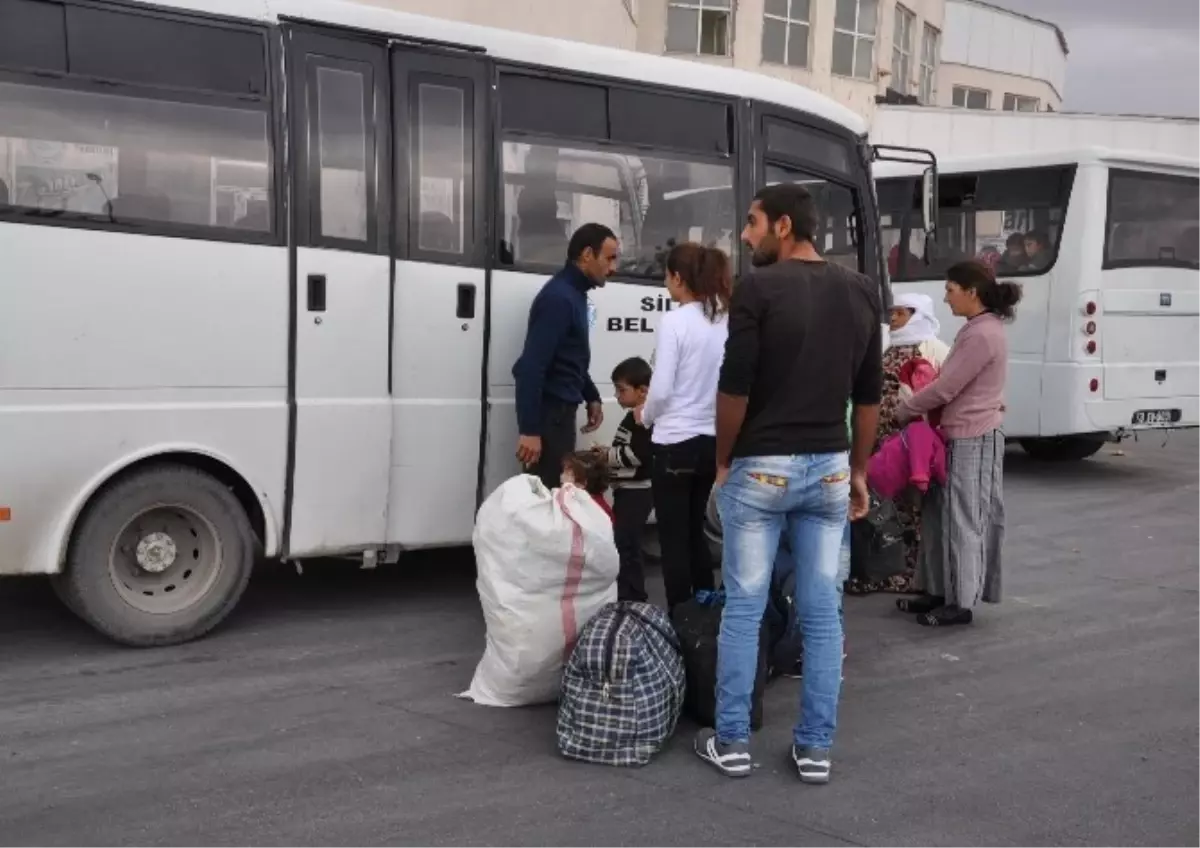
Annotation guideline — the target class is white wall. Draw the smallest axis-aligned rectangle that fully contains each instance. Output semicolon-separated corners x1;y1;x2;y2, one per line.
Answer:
872;106;1200;160
938;63;1058;111
940;0;1066;104
356;0;639;49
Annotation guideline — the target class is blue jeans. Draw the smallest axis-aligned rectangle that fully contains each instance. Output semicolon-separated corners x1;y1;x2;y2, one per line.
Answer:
716;453;850;749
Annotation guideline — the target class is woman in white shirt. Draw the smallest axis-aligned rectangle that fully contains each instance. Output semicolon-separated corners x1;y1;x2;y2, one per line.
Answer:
640;243;731;610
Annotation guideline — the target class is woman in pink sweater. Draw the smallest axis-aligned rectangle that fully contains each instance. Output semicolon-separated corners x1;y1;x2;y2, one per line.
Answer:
895;261;1022;626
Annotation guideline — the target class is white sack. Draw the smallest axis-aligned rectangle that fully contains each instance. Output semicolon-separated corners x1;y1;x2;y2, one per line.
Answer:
461;475;619;707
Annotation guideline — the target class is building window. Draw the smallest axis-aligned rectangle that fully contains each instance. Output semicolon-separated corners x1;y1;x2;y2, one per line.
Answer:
1003;93;1039;112
666;0;732;56
890;4;915;94
918;24;939;104
952;85;990;110
762;0;811;68
832;0;878;80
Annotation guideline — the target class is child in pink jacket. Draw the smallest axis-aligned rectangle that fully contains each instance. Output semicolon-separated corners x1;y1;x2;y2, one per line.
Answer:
868;357;946;500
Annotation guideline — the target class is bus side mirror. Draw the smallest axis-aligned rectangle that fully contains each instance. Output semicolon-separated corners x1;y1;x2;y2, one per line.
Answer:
921;167;937;236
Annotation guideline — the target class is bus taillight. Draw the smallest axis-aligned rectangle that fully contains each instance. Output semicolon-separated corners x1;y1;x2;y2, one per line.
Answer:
1089;378;1100;392
1084;320;1097;335
1086;340;1097;355
1085;301;1097;315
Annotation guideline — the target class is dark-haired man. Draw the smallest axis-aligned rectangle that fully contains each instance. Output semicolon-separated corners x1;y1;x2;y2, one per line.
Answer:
513;223;618;490
694;183;882;785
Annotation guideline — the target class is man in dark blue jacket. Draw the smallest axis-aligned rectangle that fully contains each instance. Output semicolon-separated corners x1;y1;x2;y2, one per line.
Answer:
513;223;618;489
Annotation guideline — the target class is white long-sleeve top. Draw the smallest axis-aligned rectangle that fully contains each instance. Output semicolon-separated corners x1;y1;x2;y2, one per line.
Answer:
642;301;729;445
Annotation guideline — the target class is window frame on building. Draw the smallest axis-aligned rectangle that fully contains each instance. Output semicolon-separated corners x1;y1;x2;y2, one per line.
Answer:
831;0;878;81
761;0;812;69
951;85;990;110
918;23;939;105
1002;93;1039;113
890;3;915;95
665;0;733;57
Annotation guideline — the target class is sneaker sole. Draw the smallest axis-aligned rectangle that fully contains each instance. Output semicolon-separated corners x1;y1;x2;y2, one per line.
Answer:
694;738;752;778
793;754;832;785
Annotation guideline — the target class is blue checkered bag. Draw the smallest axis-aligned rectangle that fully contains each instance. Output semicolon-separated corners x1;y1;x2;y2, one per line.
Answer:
557;601;686;767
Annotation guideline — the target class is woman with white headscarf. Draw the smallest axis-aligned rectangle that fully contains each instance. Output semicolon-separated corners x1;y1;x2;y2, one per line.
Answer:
845;291;950;596
888;292;950;367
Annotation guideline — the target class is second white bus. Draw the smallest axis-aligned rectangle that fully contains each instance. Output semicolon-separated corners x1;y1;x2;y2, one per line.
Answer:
875;148;1199;461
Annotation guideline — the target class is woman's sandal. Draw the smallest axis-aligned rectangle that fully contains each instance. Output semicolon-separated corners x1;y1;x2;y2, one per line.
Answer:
916;606;974;627
896;595;943;614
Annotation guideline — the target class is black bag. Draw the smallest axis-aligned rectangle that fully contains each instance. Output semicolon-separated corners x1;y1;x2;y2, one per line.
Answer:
849;495;907;584
671;592;779;731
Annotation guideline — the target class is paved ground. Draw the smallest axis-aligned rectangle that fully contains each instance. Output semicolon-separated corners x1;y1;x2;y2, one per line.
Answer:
1;433;1197;847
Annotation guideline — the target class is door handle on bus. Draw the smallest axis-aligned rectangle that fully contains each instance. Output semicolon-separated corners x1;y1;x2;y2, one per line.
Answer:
307;274;326;313
456;283;476;320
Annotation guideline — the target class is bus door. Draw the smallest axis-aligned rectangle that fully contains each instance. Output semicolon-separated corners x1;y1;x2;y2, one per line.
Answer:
285;28;393;556
386;45;489;547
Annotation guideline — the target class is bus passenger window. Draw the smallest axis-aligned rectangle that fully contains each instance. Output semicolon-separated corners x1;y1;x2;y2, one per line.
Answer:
414;83;467;255
500;140;734;280
1105;170;1199;270
316;67;369;242
0;79;272;234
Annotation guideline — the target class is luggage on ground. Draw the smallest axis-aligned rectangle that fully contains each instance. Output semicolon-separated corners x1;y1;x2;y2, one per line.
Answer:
670;590;774;731
849;495;907;584
461;475;619;707
557;601;686;766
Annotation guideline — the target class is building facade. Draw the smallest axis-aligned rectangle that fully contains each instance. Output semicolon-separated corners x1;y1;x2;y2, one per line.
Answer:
351;0;1070;122
938;0;1066;113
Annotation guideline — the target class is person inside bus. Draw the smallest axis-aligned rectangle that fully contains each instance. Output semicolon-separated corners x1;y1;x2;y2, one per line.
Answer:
636;242;730;611
699;184;880;785
896;260;1021;627
996;232;1027;274
1022;231;1053;272
513;223;618;490
845;291;949;597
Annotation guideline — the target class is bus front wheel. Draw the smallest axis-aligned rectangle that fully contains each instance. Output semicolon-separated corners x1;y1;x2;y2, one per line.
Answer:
1019;435;1107;462
54;465;255;646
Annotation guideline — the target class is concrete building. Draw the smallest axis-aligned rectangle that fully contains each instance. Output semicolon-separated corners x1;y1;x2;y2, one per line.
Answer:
355;0;948;119
352;0;640;50
938;0;1067;113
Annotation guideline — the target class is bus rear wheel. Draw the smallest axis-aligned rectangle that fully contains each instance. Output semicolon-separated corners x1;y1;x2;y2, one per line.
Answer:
1019;435;1107;462
54;465;255;647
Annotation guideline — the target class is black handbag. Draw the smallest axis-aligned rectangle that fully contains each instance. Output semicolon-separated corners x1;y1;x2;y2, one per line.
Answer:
849;495;907;584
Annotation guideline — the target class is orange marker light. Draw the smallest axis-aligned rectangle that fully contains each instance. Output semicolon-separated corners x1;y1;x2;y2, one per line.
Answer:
0;507;10;522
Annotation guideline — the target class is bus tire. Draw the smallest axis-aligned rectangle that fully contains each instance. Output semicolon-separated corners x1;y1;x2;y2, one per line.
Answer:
1019;436;1106;462
54;464;255;647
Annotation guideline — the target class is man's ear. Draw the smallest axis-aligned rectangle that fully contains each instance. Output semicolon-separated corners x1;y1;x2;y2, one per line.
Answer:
774;214;794;241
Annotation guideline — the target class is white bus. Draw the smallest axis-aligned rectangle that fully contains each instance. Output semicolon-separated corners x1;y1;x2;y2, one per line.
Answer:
0;0;934;645
874;148;1199;461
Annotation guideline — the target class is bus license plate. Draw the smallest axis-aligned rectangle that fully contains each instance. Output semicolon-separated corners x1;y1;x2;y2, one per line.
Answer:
1131;409;1181;426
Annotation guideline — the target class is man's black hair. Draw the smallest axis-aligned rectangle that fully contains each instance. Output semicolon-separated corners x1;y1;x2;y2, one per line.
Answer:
752;184;819;244
611;356;652;389
567;223;617;263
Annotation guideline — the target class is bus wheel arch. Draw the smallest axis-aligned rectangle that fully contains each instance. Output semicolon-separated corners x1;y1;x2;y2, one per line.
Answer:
52;451;269;646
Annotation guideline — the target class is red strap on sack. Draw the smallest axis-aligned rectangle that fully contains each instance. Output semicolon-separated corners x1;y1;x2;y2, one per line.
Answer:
554;487;587;662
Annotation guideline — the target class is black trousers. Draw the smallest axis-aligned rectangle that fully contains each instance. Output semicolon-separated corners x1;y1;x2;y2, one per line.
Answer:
533;400;579;491
652;435;717;609
613;487;654;603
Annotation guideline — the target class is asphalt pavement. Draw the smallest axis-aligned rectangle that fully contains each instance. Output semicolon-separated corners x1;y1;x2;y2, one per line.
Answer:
1;433;1197;846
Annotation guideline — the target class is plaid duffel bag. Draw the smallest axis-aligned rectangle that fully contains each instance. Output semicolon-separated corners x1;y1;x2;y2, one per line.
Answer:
557;601;686;767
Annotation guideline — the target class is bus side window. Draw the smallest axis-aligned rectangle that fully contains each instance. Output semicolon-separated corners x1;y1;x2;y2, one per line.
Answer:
1104;170;1200;270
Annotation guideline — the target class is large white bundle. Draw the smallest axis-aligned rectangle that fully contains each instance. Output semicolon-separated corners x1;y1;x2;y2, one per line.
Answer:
461;475;619;707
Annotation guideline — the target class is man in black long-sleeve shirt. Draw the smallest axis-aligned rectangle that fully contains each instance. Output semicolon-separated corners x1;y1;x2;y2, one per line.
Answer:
693;184;882;787
512;224;618;489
